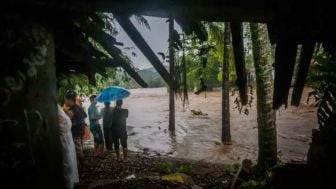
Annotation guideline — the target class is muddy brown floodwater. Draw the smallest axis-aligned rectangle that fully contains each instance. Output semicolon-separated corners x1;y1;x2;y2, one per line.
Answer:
87;87;318;164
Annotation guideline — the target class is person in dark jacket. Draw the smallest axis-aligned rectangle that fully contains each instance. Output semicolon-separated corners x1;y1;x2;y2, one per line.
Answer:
64;90;87;168
101;102;114;151
111;100;128;161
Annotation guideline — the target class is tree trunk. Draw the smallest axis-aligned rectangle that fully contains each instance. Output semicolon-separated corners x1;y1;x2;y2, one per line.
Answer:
222;23;232;143
182;34;189;108
168;18;175;131
0;24;63;188
250;23;277;171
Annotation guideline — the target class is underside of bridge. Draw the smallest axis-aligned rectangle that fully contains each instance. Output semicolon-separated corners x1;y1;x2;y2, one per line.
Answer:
4;0;335;108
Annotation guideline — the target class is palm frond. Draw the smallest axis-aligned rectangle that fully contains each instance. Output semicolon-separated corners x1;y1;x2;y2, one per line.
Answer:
133;15;151;30
206;22;224;44
94;13;118;36
157;52;166;60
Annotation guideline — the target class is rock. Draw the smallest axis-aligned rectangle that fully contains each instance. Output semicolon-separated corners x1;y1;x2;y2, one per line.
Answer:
214;141;221;145
191;109;208;116
125;174;136;180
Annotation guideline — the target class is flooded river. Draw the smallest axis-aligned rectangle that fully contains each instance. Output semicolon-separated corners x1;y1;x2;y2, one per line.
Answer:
87;87;318;164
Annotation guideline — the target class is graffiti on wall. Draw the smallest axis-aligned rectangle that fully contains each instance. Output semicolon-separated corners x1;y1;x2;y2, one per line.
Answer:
0;24;51;181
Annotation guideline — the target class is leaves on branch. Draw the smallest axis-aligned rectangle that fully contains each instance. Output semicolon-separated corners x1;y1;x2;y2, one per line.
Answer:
133;15;151;30
157;52;166;61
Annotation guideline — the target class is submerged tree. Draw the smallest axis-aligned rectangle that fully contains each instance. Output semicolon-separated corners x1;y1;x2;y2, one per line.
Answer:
250;23;277;171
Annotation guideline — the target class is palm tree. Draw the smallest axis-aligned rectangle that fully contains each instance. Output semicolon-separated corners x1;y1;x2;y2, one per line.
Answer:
168;18;175;131
250;23;277;171
222;22;232;143
206;22;233;143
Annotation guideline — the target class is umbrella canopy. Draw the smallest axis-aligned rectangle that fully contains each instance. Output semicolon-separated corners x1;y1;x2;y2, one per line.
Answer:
96;86;130;103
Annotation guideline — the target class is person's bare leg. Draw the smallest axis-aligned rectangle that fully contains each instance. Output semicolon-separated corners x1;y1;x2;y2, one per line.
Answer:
115;149;120;161
123;148;128;161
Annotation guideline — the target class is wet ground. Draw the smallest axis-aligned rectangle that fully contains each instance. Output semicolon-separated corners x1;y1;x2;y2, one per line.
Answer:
86;87;317;164
78;150;233;189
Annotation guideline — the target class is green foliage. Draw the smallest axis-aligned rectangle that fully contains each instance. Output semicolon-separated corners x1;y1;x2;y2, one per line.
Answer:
239;164;274;189
243;23;255;72
88;37;112;58
307;52;336;102
306;48;336;128
184;53;221;91
223;164;240;176
176;163;192;174
159;162;176;174
177;22;245;92
240;180;266;189
177;31;223;91
159;162;193;175
57;74;93;103
95;13;119;36
216;47;236;83
57;68;121;103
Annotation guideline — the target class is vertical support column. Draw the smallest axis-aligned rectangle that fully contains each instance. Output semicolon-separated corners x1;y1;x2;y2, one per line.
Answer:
168;18;175;132
0;23;63;188
26;25;64;188
231;22;248;105
222;23;232;143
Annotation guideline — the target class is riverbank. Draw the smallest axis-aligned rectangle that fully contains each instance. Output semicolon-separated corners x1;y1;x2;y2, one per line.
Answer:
76;149;237;189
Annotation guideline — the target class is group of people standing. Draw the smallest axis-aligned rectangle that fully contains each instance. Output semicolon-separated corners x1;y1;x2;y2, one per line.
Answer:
58;90;128;189
88;95;129;161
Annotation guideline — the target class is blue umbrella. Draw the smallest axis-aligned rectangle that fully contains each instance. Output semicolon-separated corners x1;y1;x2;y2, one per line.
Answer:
96;86;130;103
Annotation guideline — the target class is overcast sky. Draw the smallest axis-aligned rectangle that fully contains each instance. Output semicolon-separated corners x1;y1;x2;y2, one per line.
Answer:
114;16;181;69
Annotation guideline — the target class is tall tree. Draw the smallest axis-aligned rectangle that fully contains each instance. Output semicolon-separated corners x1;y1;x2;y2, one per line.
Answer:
168;18;175;131
222;23;232;143
181;34;189;108
250;23;277;171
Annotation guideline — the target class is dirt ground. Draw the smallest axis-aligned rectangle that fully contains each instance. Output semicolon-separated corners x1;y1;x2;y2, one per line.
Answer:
77;150;235;189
